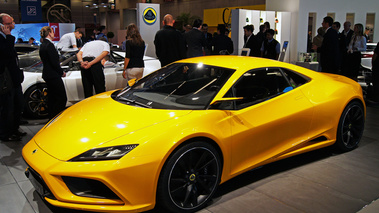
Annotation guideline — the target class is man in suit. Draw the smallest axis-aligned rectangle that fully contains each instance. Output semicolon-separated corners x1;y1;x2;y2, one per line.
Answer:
243;24;260;57
211;24;233;55
39;26;67;120
0;13;25;141
255;25;266;56
313;16;340;74
184;19;206;58
201;23;213;55
340;21;354;49
154;14;186;67
340;21;354;74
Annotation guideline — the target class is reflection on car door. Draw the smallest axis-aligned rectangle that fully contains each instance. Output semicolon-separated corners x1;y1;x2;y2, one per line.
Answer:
104;65;127;91
227;68;314;176
63;69;85;103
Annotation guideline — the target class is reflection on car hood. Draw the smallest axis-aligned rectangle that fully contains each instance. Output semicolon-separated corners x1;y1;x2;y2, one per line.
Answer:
33;91;191;161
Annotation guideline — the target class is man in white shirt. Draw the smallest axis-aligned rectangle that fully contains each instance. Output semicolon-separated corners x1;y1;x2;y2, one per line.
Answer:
57;29;83;52
76;37;110;98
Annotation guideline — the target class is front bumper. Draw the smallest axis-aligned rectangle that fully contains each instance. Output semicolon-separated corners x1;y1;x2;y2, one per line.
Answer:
22;139;161;212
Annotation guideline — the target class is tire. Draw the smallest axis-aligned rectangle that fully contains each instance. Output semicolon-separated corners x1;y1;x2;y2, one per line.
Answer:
335;101;365;151
23;84;49;119
157;141;221;213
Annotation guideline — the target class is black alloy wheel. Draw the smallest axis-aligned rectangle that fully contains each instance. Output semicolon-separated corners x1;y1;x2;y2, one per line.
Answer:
24;84;49;119
158;142;221;212
336;101;365;151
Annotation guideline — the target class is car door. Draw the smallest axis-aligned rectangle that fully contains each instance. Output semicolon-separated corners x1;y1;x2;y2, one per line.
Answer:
62;57;85;103
226;68;315;176
104;64;127;90
105;52;128;90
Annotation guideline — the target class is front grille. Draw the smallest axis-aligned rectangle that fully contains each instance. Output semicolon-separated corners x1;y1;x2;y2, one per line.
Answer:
62;176;121;200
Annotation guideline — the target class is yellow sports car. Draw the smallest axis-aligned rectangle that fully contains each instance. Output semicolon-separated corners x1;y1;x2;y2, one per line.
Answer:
22;56;365;213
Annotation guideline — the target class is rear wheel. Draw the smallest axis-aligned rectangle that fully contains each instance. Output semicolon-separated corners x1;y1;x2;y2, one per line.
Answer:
23;84;49;119
335;101;365;151
157;141;221;213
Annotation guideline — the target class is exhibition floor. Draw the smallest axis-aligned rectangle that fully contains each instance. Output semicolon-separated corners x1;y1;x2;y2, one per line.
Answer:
1;104;379;213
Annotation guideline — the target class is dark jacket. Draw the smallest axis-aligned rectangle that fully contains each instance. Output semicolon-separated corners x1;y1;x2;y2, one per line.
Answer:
184;28;206;58
0;34;24;87
39;38;64;80
244;34;261;57
318;28;340;74
154;25;186;66
211;34;233;55
254;32;265;57
340;30;354;49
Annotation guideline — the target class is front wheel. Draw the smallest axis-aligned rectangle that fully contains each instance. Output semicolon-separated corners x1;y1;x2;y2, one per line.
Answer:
157;142;221;213
23;84;49;119
335;101;365;151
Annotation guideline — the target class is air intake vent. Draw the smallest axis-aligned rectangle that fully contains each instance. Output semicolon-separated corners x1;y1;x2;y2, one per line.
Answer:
62;176;121;200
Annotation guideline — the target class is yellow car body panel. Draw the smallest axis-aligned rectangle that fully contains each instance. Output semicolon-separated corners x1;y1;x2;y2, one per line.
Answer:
22;56;365;212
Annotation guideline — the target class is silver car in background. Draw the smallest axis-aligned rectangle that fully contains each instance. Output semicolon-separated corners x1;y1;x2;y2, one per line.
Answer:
21;49;161;118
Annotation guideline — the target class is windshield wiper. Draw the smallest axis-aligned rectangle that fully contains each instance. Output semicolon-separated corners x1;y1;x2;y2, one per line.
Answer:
117;96;152;108
164;81;186;100
194;78;217;94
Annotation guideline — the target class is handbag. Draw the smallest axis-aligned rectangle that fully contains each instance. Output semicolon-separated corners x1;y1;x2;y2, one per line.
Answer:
0;67;13;95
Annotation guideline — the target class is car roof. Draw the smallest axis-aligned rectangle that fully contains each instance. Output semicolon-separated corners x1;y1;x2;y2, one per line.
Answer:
174;56;320;79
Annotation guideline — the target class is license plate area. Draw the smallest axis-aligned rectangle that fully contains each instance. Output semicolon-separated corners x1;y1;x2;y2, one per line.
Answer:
25;167;56;199
26;168;45;195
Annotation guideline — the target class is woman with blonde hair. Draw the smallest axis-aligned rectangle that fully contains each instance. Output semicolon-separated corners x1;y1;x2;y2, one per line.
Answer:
123;23;145;80
39;26;67;119
344;23;366;80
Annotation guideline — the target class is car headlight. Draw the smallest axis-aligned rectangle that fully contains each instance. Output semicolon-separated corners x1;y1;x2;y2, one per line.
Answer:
69;144;138;161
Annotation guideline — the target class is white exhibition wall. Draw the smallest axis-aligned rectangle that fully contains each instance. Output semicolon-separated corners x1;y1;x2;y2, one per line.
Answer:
231;9;291;62
266;0;379;63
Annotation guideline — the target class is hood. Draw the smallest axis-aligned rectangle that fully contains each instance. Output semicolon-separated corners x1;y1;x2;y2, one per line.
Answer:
34;92;191;160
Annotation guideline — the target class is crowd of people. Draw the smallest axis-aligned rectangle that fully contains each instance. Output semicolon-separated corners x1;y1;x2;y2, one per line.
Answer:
308;16;379;102
153;14;283;68
242;21;281;60
1;12;379;142
308;17;370;80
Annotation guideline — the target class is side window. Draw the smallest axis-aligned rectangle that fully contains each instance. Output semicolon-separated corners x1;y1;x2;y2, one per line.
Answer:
224;68;292;110
280;68;310;88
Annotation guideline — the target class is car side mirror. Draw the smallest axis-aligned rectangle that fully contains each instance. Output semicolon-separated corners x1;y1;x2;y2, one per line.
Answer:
128;78;137;87
210;97;243;105
209;97;243;109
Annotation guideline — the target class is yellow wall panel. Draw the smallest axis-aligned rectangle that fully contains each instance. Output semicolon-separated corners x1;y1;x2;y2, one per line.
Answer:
203;5;266;27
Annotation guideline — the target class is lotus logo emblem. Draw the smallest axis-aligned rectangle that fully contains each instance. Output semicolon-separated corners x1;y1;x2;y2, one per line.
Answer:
142;7;157;25
32;149;38;154
189;174;196;181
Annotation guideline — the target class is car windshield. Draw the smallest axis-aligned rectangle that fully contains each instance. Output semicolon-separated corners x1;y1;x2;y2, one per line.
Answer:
114;63;235;110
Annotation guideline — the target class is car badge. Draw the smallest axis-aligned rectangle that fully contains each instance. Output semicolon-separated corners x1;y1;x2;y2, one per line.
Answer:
32;149;38;154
